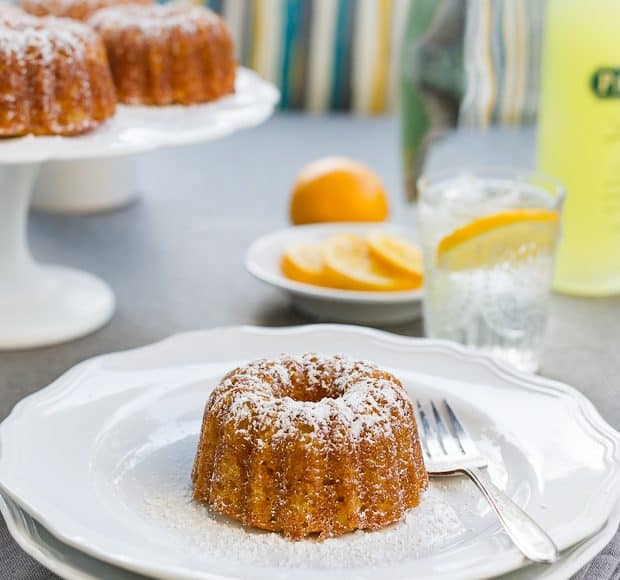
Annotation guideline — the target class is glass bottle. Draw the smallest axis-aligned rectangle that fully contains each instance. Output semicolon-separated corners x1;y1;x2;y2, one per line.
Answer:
538;0;620;295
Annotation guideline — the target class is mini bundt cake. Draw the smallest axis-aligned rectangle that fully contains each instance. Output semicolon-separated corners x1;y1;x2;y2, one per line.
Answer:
0;8;116;136
20;0;152;22
192;353;428;540
89;4;236;105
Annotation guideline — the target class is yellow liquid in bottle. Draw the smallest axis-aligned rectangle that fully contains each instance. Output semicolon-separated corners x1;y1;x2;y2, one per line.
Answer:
538;0;620;295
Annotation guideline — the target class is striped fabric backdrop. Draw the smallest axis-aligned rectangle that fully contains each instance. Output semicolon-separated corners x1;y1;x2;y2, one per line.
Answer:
188;0;412;113
459;0;544;127
195;0;543;118
4;0;545;118
400;0;545;201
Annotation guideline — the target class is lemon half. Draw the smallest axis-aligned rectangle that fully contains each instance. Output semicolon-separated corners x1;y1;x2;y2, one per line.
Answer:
289;157;389;225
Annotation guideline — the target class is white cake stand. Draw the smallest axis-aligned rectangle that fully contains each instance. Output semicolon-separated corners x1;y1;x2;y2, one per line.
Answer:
0;68;279;349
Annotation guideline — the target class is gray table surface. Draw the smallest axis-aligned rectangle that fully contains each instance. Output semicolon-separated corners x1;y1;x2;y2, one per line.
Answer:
0;114;618;578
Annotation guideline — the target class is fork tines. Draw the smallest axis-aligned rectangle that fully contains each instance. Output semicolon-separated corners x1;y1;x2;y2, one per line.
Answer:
415;399;479;461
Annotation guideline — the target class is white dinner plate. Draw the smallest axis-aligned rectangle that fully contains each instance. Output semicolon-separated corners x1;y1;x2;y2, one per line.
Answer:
245;223;424;325
0;325;619;580
3;491;619;580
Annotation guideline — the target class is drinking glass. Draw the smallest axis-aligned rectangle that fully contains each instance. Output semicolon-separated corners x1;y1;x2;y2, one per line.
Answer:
417;168;564;373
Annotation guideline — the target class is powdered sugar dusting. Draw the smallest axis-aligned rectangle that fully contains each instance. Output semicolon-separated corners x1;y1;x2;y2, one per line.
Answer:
0;9;93;63
24;0;115;11
206;353;413;446
20;0;151;21
142;473;468;568
89;3;222;36
0;7;114;135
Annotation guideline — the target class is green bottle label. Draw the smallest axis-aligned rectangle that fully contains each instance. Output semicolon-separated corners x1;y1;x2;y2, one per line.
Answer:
591;68;620;98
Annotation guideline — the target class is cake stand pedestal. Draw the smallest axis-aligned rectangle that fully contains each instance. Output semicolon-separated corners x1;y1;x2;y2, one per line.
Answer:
32;157;137;214
0;67;278;349
0;163;115;349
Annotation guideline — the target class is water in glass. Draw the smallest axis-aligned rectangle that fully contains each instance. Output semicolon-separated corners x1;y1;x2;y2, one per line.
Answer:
418;169;564;373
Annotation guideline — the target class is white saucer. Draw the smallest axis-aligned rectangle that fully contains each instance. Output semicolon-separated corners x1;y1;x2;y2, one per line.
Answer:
0;325;618;580
245;223;424;325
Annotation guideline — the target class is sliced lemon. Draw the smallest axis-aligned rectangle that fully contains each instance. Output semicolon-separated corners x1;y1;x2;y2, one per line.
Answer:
323;234;419;291
281;242;326;286
437;209;560;271
367;232;424;287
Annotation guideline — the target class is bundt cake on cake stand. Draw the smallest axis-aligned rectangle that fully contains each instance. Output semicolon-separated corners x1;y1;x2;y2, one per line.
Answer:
0;6;278;348
30;1;236;215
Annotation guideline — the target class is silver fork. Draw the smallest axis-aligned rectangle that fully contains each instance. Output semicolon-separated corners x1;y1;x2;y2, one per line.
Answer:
416;399;559;564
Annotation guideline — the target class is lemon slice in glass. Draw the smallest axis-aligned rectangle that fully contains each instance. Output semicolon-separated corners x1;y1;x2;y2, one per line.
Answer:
437;209;560;271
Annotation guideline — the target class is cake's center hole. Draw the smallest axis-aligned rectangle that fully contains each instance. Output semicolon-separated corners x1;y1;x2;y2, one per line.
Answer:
285;379;344;403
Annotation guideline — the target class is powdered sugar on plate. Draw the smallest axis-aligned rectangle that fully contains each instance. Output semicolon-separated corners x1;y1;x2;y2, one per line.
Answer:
134;436;477;570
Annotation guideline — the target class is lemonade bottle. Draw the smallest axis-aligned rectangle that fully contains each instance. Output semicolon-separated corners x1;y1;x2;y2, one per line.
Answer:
538;0;620;295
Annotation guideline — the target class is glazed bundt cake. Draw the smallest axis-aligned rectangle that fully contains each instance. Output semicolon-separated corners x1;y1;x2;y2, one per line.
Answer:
192;353;428;540
20;0;152;22
0;8;116;136
89;4;236;105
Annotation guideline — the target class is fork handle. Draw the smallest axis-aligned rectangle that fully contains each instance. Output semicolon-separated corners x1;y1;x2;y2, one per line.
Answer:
459;467;559;564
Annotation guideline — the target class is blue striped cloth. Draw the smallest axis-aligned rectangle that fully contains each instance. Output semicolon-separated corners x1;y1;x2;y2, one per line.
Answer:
186;0;413;113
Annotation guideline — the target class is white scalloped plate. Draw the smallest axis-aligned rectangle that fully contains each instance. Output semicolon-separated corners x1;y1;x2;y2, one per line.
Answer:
0;68;279;163
3;492;619;580
0;325;619;580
